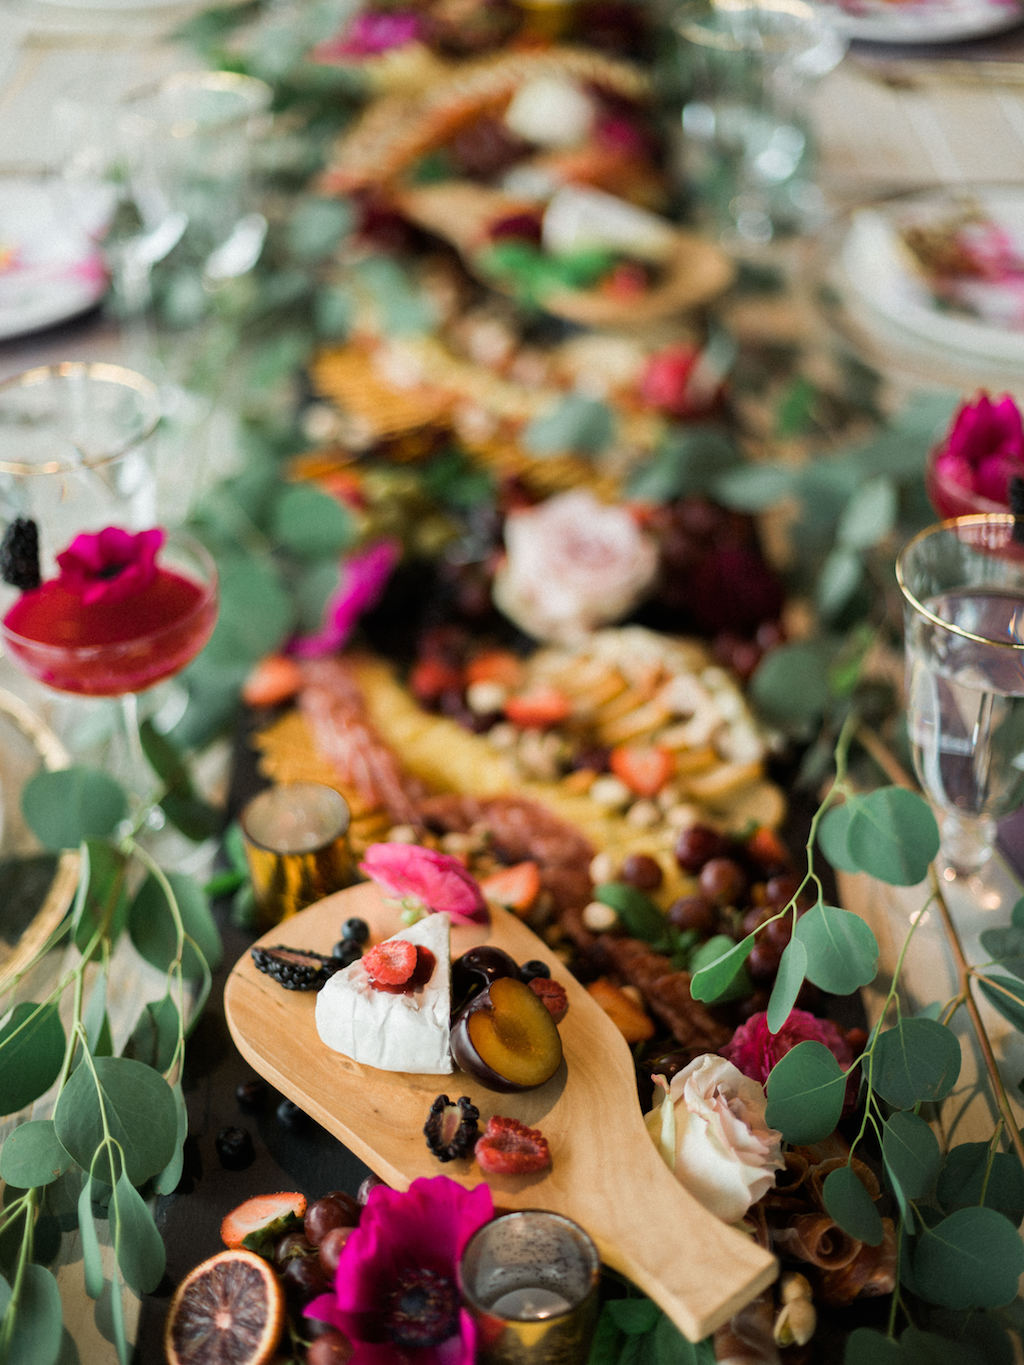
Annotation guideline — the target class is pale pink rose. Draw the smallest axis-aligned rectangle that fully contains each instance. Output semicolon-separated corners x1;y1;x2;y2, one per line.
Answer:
492;490;658;644
644;1054;784;1224
359;843;488;924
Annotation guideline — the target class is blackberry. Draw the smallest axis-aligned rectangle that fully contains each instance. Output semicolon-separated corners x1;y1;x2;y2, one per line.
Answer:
215;1125;254;1170
423;1094;480;1162
251;945;340;990
0;517;40;590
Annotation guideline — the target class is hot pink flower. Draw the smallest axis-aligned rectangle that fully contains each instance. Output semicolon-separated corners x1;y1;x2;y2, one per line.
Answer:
55;526;164;606
933;391;1024;506
290;540;398;660
360;843;488;924
313;10;426;59
722;1008;855;1088
306;1176;493;1364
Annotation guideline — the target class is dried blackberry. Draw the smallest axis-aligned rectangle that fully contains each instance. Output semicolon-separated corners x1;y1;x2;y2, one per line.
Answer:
250;944;340;991
0;517;40;590
423;1094;480;1162
215;1125;254;1170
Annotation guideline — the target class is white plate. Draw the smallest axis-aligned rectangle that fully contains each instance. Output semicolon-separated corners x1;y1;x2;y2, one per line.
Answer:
0;178;107;343
825;0;1023;43
833;186;1024;369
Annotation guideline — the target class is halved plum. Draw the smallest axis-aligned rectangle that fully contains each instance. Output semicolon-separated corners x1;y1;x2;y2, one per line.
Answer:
450;975;563;1092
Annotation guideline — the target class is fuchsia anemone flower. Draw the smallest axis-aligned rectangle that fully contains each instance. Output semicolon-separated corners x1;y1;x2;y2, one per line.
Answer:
289;540;398;660
360;843;489;924
305;1176;494;1364
55;526;164;606
933;391;1024;506
313;10;426;60
722;1008;856;1088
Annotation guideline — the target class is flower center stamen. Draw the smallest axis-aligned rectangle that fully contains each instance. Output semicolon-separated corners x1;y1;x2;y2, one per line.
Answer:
385;1267;459;1348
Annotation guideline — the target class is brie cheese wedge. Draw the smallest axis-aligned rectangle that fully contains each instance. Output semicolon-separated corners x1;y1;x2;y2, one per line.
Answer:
315;912;453;1074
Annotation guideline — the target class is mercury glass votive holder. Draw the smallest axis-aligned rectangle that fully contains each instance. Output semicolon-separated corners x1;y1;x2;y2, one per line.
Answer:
458;1210;600;1365
240;781;354;929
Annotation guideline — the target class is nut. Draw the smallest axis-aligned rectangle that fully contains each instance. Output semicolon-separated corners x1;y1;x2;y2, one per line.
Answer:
589;775;632;810
589;852;615;884
466;680;507;714
626;799;661;828
773;1297;816;1348
780;1272;812;1304
582;900;619;933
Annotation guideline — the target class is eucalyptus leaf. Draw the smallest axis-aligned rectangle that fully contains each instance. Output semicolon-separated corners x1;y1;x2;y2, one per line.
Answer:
201;556;292;666
898;1326;991;1365
82;972;113;1060
78;1174;104;1300
112;1170;165;1293
823;1164;884;1246
523;394;615;457
936;1142;1024;1223
286;196;352;260
816;545;863;620
0;1121;72;1189
793;903;879;995
751;642;830;730
873;1016;961;1108
712;461;797;511
765;1041;847;1144
844;1327;902;1365
912;1206;1024;1309
2;1262;63;1365
54;1057;177;1187
128;871;221;980
21;769;127;850
845;787;939;886
978;923;1024;981
124;994;182;1074
689;935;755;1004
607;1299;660;1335
626;426;741;503
817;804;859;874
0;1001;65;1116
836;475;897;549
882;1110;940;1204
593;882;665;941
72;840;129;954
977;973;1024;1032
152;1081;189;1197
271;483;355;558
765;936;807;1032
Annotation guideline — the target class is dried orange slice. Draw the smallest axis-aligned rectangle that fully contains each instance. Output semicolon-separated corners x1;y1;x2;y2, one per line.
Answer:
164;1248;285;1365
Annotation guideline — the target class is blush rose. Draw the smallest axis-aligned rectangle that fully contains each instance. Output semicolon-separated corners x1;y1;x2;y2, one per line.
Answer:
492;489;658;644
644;1054;784;1224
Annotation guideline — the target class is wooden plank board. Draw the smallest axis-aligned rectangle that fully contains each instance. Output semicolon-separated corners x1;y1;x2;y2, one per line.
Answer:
224;882;777;1342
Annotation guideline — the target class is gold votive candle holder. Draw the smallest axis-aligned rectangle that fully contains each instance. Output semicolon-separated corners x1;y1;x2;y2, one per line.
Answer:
458;1210;600;1364
240;781;354;929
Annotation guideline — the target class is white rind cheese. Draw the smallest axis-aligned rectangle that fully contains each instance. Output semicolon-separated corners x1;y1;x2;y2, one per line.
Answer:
315;912;453;1074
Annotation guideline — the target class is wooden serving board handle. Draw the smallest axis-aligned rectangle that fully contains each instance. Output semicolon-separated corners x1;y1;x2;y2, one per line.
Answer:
224;884;777;1341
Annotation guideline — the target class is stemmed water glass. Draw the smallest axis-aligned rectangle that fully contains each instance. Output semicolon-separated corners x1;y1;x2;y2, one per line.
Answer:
0;363;218;807
897;513;1024;877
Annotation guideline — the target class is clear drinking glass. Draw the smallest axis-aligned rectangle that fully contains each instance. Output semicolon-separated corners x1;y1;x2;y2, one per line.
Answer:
672;0;846;246
896;513;1024;876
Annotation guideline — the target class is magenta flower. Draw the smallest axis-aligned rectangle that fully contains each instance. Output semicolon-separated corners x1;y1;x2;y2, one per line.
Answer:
722;1008;855;1088
55;526;164;606
934;391;1024;506
313;11;426;59
360;843;489;924
290;540;398;660
305;1176;493;1364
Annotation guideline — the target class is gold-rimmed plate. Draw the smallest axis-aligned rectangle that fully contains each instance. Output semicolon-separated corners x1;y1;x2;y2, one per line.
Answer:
0;688;79;990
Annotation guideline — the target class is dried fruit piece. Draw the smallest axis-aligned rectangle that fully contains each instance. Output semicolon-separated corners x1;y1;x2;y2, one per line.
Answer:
503;686;571;729
251;945;339;991
0;517;40;591
465;649;525;687
475;1116;551;1175
610;743;675;797
586;977;655;1043
478;861;542;916
220;1192;308;1249
363;937;418;988
528;976;569;1024
241;654;303;708
424;1094;481;1161
165;1248;285;1365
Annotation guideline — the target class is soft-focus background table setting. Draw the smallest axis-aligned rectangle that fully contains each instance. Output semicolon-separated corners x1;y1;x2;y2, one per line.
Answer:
1;0;1024;1361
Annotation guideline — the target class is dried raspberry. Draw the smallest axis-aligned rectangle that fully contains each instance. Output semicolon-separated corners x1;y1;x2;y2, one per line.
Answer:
0;517;40;590
364;938;418;988
423;1094;480;1162
475;1116;551;1175
528;977;568;1024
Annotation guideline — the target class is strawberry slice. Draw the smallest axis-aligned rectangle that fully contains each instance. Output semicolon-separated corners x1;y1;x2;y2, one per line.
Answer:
475;1116;551;1176
363;937;419;988
503;687;571;729
478;861;542;916
220;1192;307;1249
609;743;675;797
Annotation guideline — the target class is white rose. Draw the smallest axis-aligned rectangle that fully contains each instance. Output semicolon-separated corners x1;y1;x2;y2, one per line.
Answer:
492;490;659;644
644;1054;784;1224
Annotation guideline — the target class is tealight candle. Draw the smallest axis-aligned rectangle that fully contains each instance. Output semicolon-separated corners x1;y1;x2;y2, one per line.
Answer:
240;781;354;929
458;1210;599;1364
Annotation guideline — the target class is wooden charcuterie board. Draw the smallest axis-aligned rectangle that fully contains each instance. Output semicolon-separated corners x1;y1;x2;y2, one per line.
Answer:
224;881;777;1342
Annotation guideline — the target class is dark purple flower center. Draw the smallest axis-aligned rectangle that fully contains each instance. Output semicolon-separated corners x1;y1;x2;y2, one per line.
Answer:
385;1267;459;1349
